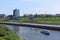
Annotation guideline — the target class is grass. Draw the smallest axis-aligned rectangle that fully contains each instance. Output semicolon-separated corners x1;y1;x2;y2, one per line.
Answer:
0;24;21;40
19;17;31;22
34;17;60;24
0;17;6;21
1;17;60;24
17;17;60;24
7;17;31;22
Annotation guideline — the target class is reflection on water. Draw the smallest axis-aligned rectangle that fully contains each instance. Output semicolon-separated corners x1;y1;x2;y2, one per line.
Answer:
6;25;20;34
7;25;60;40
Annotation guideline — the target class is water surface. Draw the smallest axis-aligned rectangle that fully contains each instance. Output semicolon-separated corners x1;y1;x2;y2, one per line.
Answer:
7;25;60;40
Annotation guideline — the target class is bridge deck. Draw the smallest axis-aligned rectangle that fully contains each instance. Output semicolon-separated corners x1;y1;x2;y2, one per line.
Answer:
0;22;60;31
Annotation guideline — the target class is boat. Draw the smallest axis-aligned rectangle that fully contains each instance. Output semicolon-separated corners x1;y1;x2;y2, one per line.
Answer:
40;30;50;35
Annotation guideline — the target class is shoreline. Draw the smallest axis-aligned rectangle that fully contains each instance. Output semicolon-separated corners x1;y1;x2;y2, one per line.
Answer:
20;37;24;40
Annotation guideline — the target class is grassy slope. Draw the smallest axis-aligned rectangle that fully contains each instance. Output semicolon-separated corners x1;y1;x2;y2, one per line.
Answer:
8;17;31;22
0;17;6;21
1;17;60;24
34;17;60;24
0;24;20;40
18;17;60;24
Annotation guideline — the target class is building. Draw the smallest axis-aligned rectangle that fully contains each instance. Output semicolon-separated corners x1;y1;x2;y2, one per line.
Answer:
13;9;20;19
56;14;60;17
0;14;5;18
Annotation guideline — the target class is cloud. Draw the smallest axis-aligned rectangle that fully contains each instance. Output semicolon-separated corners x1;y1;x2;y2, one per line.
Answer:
20;0;60;15
52;5;60;13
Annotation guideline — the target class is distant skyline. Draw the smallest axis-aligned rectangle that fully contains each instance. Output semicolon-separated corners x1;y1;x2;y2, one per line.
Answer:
0;0;60;16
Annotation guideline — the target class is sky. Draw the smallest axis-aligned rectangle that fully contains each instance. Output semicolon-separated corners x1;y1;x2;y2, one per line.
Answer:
0;0;60;16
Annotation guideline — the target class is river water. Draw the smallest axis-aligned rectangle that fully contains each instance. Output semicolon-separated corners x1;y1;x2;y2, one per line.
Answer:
7;25;60;40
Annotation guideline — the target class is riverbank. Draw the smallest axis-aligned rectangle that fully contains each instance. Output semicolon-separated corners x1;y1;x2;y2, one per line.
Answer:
6;17;60;24
0;24;21;40
21;17;60;24
0;17;60;24
20;37;24;40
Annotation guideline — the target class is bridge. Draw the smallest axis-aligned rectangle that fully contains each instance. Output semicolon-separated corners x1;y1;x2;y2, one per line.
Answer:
0;22;60;31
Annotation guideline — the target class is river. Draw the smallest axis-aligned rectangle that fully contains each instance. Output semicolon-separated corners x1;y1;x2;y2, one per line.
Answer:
6;25;60;40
